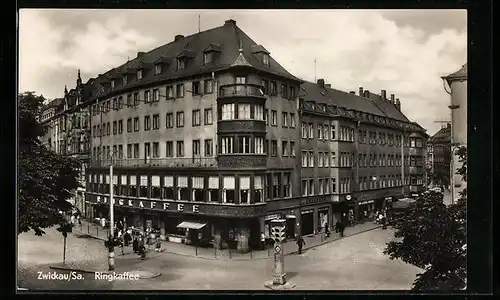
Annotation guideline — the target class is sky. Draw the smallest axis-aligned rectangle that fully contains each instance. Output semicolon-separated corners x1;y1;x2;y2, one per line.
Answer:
18;9;467;136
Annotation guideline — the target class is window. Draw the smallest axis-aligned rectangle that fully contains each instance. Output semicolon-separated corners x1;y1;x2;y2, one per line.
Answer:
239;176;250;204
152;114;160;130
144;90;151;103
126;94;132;107
331;124;336;140
271;140;277;156
176;84;184;98
118;96;123;109
129;176;137;197
331;152;336;167
262;79;269;95
144;116;151;131
308;179;314;195
282;141;288;156
302;151;307;167
290;141;296;157
238;136;251;154
144;143;151;161
192;110;201;126
290;113;296;128
152;142;159;158
166;113;173;128
223;176;235;203
176;112;184;127
127;144;132;158
153;89;159;102
133;117;139;132
166;141;173;157
166;86;174;99
123;75;128;85
308;151;314;167
151;176;161;198
204;108;213;125
204;79;213;94
238;104;251;119
318;179;324;195
264;109;269;125
317;124;323;140
301;123;307;138
193;139;201;157
204;139;213;157
133;143;140;158
192;176;205;202
162;176;175;200
192;81;201;95
176;141;184;157
262;54;269;66
272;174;281;198
221;137;234;154
253;176;264;202
111;80;115;89
319;152;324;167
271;110;277;126
112;121;117;135
178;176;189;201
133;93;139;106
282;112;288;127
208;176;219;202
112;98;117;110
289;86;296;99
254;137;264;154
283;173;291;197
177;58;185;70
281;84;288;98
155;64;162;75
203;52;213;65
221;104;235;120
137;69;143;80
270;81;277;95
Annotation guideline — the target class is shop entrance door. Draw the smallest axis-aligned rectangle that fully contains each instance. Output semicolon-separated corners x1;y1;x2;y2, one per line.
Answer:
301;212;314;236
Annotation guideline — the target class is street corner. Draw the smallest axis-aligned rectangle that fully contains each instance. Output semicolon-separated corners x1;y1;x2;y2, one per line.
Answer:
264;280;296;290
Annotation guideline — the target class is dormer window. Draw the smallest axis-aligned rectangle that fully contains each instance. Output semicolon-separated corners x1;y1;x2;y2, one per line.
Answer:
155;64;162;75
204;52;213;65
177;58;185;71
123;75;128;85
137;69;143;80
111;79;115;89
262;54;269;66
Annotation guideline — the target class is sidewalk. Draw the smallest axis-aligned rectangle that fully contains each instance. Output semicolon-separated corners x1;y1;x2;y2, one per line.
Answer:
72;219;382;261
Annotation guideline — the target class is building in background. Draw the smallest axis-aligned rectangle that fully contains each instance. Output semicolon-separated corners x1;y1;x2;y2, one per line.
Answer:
442;63;467;203
427;123;451;189
41;19;428;252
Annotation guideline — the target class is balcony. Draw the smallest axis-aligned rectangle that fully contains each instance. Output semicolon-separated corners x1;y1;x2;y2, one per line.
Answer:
90;157;218;168
218;84;266;99
218;119;266;133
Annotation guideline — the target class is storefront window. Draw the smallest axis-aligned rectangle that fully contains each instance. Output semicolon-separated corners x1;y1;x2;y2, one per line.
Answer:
151;175;161;199
208;176;219;202
223;176;235;203
239;176;250;204
177;176;189;201
162;176;174;200
192;176;205;202
139;175;148;198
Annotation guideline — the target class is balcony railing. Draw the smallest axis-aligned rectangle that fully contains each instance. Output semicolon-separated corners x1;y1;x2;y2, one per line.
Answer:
90;157;218;168
218;84;266;98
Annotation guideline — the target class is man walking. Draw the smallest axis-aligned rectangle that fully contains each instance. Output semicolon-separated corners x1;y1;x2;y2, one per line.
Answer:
260;232;266;250
338;221;345;237
296;235;305;254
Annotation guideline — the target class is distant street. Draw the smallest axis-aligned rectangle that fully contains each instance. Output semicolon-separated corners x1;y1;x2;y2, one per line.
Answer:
18;226;421;290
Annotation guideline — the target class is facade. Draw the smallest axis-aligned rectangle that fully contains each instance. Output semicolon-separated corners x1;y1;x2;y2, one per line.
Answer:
72;19;427;252
442;63;467;202
427;124;451;188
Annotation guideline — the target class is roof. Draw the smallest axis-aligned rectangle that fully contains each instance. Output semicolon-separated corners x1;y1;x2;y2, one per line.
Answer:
300;81;412;123
46;98;64;108
442;63;467;84
429;125;451;143
82;20;301;103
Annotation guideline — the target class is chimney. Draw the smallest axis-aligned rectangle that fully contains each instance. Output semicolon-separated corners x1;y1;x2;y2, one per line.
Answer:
390;94;395;104
396;98;401;110
359;87;364;96
317;79;325;88
325;84;331;88
381;90;386;99
349;91;355;94
174;35;184;42
225;19;236;26
364;90;370;97
137;52;146;58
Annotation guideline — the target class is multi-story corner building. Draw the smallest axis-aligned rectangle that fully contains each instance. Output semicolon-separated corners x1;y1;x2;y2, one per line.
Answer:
442;63;467;202
77;19;427;252
427;124;451;188
40;71;93;213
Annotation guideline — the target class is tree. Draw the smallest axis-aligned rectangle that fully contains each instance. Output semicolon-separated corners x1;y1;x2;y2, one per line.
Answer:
18;92;81;236
384;146;467;290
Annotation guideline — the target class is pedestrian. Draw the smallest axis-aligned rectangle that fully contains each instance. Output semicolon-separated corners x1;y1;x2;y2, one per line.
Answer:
132;237;138;253
123;231;131;247
77;214;81;225
155;237;162;252
70;214;75;225
260;232;266;250
339;222;345;237
325;223;330;237
382;216;387;229
296;235;305;254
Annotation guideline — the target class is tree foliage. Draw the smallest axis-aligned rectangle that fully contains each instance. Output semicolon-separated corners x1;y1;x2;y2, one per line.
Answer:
384;146;467;290
18;92;81;236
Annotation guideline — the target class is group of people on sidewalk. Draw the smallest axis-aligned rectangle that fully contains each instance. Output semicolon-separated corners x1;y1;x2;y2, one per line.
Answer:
105;222;163;260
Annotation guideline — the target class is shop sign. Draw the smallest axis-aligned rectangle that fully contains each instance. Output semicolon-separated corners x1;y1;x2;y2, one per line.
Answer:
264;214;280;221
178;204;184;211
301;209;313;214
303;196;327;206
193;205;199;213
359;200;375;205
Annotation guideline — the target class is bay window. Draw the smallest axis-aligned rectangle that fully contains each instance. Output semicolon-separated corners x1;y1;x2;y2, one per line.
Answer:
223;176;235;203
254;104;264;120
208;177;219;202
238;136;251;154
129;175;137;197
139;175;148;198
238;104;251;119
254;176;264;202
254;137;264;154
177;176;189;201
221;137;234;154
239;176;250;204
221;104;235;120
162;176;175;200
151;176;161;199
192;176;205;202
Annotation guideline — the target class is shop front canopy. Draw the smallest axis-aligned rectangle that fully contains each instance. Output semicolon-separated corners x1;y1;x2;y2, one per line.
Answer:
176;221;207;230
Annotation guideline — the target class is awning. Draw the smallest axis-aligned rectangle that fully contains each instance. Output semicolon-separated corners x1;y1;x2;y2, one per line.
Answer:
176;221;207;230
